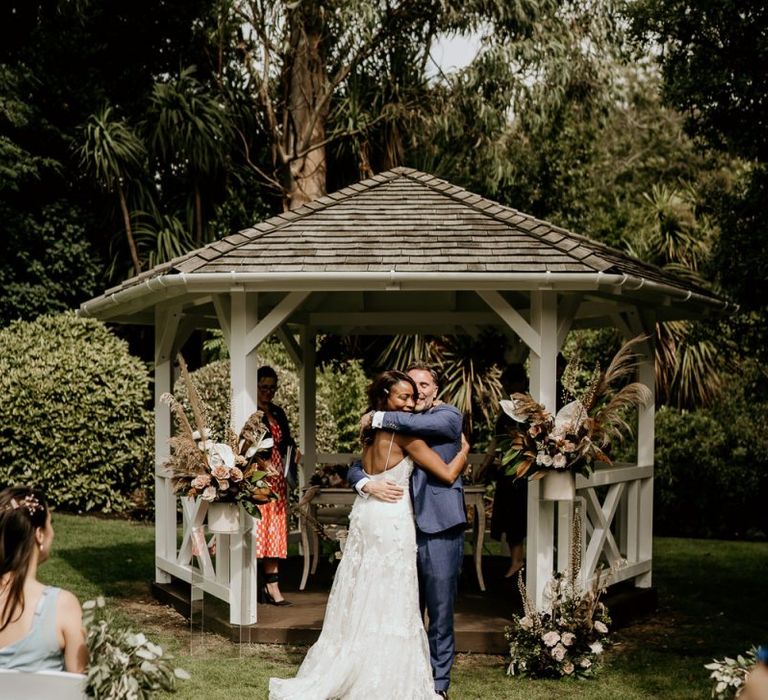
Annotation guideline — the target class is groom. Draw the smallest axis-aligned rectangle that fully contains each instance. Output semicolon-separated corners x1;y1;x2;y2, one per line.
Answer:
348;362;466;699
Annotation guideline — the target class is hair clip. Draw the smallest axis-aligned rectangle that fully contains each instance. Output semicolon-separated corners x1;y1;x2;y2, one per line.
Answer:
3;494;42;516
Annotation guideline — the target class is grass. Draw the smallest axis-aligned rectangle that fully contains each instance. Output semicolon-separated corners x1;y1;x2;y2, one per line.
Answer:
42;513;768;699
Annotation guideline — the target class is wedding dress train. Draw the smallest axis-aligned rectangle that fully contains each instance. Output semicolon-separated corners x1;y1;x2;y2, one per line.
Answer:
269;456;439;699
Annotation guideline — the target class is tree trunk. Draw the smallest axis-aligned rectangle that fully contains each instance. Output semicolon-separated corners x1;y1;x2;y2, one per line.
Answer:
194;185;203;244
118;186;142;275
283;4;328;210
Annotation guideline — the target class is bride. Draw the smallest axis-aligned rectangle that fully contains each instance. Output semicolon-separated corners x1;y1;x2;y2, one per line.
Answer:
269;370;469;700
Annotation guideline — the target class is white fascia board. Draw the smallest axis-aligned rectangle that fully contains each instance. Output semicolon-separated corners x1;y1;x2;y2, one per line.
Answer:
78;270;728;322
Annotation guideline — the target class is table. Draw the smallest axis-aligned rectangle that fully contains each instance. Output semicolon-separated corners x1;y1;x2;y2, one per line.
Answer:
298;484;488;591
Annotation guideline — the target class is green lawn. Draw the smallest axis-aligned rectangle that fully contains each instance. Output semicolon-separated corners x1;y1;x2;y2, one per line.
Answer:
43;513;768;699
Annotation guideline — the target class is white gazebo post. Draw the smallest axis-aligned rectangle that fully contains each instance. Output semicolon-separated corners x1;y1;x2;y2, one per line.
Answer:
154;304;182;585
227;290;259;625
634;311;656;588
526;290;560;608
299;327;317;483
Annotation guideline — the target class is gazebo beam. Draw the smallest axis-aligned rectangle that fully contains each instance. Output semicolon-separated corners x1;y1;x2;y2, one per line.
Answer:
244;291;310;354
476;290;540;355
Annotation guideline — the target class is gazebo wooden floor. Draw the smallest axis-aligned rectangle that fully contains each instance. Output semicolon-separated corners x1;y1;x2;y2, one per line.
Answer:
152;555;656;654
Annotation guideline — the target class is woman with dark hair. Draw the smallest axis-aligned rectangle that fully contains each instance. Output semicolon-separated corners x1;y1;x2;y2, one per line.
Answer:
252;365;299;606
270;370;469;699
0;486;87;672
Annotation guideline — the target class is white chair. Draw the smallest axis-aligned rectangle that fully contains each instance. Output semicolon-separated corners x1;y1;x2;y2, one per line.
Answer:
0;668;87;699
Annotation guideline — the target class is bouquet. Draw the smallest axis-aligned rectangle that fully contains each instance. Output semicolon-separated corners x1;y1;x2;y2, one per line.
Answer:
499;337;653;480
506;511;612;679
160;355;277;519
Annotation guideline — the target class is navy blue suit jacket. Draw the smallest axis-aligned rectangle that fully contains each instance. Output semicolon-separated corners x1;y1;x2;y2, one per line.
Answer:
348;404;466;534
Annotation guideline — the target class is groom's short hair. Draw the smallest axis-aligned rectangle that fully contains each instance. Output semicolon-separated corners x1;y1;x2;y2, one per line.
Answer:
405;361;439;386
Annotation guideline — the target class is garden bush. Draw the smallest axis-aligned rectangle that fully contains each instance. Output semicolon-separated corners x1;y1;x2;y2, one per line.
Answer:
175;344;338;454
182;337;369;455
654;365;768;539
0;313;153;512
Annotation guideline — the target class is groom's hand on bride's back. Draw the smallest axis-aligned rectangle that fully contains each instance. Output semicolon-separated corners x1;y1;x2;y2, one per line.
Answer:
362;479;404;502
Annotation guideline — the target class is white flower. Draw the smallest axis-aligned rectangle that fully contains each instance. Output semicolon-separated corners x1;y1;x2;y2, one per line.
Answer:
191;474;211;489
579;657;592;668
552;453;567;469
589;641;604;655
209;443;235;469
216;479;230;491
562;661;575;675
542;631;561;647
540;453;553;467
594;620;609;634
518;616;533;631
561;632;576;646
201;486;217;501
244;436;274;458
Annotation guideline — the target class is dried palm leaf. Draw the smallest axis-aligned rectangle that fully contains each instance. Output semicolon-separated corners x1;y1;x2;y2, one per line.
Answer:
176;353;207;438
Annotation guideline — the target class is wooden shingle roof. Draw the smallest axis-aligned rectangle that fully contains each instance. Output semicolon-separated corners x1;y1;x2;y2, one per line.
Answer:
81;167;726;321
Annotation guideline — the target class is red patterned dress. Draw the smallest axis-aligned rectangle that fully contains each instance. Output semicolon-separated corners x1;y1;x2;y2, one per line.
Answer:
253;418;288;559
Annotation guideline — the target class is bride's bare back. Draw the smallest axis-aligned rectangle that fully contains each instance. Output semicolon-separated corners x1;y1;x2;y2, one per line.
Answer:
362;431;406;475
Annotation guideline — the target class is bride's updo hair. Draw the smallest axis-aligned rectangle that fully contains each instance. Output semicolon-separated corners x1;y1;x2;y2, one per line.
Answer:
366;370;417;411
360;370;418;445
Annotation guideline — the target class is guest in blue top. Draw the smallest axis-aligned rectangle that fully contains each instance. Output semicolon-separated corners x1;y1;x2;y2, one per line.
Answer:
0;486;87;673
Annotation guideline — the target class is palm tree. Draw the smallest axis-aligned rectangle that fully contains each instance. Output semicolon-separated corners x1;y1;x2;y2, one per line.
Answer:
629;182;725;409
78;106;146;276
146;67;232;244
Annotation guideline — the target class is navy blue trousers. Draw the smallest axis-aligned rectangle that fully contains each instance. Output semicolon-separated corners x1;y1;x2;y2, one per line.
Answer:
416;526;464;692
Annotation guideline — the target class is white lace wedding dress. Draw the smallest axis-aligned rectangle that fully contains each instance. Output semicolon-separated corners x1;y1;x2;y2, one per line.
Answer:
269;456;439;699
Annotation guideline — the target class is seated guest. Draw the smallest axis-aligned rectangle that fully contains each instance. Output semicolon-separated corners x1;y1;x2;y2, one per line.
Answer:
0;486;88;673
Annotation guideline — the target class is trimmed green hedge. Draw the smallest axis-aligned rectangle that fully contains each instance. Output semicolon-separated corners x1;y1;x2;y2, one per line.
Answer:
0;313;153;512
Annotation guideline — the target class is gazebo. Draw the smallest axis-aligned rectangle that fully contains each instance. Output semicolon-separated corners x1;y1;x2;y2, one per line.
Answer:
79;167;726;627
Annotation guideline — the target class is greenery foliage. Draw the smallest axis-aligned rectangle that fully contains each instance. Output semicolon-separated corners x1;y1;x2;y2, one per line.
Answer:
83;596;189;699
653;363;768;539
0;313;153;512
704;647;758;700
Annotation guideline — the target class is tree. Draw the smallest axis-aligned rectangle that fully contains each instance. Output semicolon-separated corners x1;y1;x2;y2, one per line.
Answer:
146;67;234;244
78;106;147;275
228;0;591;208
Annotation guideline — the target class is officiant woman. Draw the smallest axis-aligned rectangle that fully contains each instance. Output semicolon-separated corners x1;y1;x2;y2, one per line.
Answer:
252;365;299;606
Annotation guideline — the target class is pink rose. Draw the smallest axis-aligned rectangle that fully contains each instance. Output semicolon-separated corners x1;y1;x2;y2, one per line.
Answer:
551;643;567;661
561;631;576;646
201;486;217;501
229;467;243;482
542;631;560;647
529;424;541;438
216;479;230;491
192;474;211;489
562;661;575;675
553;453;567;469
211;465;229;480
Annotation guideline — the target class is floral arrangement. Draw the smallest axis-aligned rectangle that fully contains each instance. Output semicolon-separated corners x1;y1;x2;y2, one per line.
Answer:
161;354;277;518
705;646;761;698
506;511;612;679
83;596;189;699
499;337;652;480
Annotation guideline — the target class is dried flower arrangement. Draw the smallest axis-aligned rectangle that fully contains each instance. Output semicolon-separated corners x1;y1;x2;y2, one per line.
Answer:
160;354;277;518
499;336;653;480
506;510;612;679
